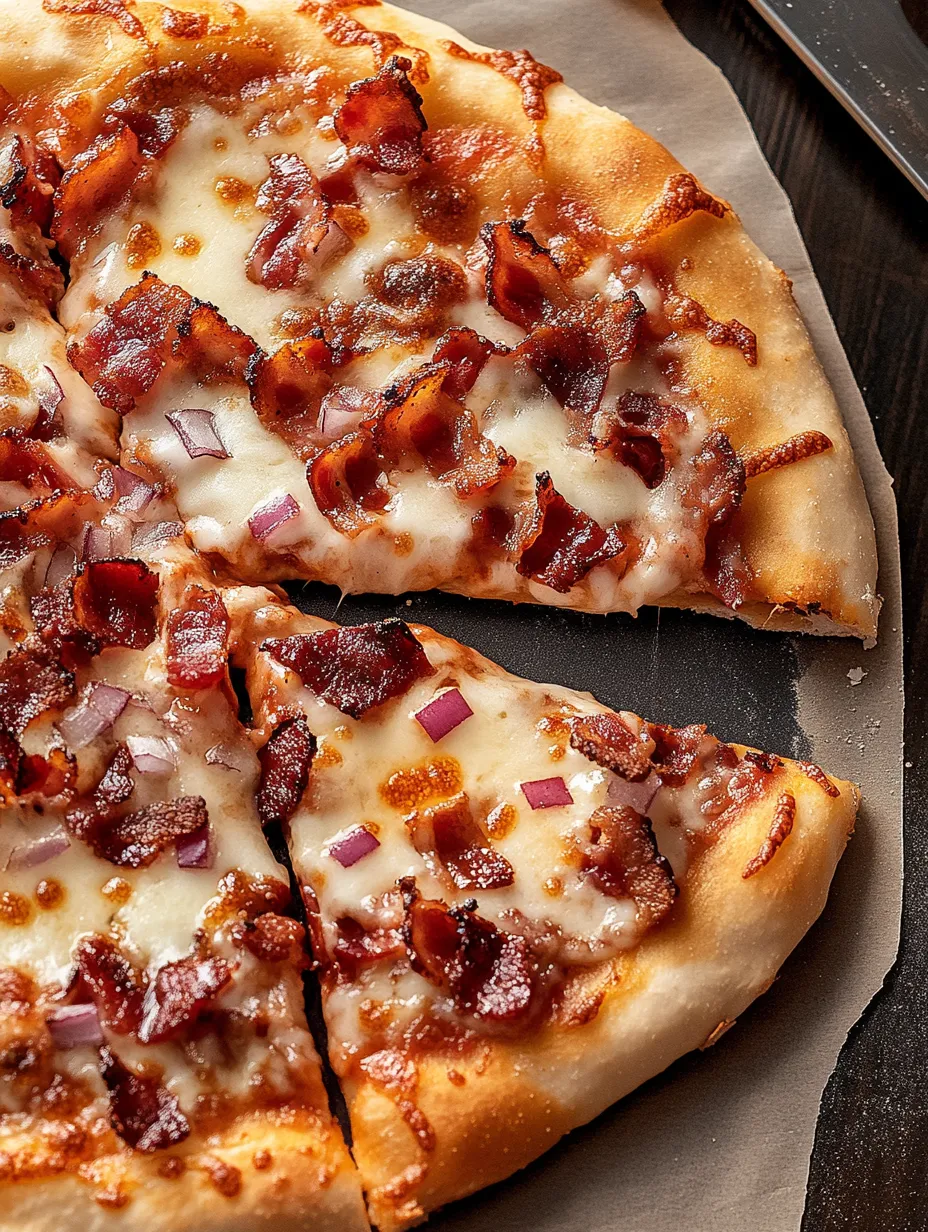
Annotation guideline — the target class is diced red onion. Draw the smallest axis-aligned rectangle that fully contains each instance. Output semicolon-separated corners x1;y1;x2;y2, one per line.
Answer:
32;367;64;441
132;520;183;550
317;386;367;440
248;492;299;542
44;543;76;589
46;1003;104;1049
606;772;662;815
59;682;130;748
5;826;70;871
166;409;230;460
414;688;474;743
126;734;175;775
328;826;379;868
520;777;574;810
113;466;156;514
176;824;213;869
205;742;252;774
80;523;112;562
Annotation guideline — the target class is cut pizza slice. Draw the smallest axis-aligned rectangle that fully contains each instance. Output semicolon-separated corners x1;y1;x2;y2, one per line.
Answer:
231;597;858;1231
0;491;367;1230
0;0;876;635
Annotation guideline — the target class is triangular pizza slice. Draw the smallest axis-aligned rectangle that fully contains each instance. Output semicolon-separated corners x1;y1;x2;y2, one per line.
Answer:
232;597;857;1230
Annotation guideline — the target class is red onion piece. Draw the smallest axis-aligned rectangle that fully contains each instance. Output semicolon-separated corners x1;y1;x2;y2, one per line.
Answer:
59;682;130;748
132;520;183;550
113;466;156;514
6;826;70;871
166;409;230;460
317;386;367;440
414;688;474;743
176;824;213;869
32;366;64;441
46;1003;104;1049
80;523;113;562
606;772;661;815
126;734;175;775
328;826;379;868
520;777;574;810
205;742;252;774
44;543;76;589
248;492;299;542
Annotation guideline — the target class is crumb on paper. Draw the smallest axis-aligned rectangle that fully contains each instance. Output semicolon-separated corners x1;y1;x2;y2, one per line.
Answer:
847;667;867;686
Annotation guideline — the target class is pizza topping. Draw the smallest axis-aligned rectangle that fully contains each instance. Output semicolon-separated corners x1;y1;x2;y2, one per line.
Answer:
407;793;515;890
328;825;380;868
51;125;146;260
236;912;305;963
73;559;159;649
59;682;130;748
175;824;213;869
742;792;796;878
100;1046;191;1152
331;914;405;981
414;688;473;743
685;431;746;529
112;466;156;513
797;761;841;797
308;431;389;537
483;219;570;331
569;712;655;781
75;934;145;1034
248;153;335;290
263;620;435;718
256;715;316;828
578;805;677;928
594;391;689;490
516;321;607;420
45;1003;104;1049
742;430;833;479
166;587;230;690
0;646;75;737
432;327;505;399
166;408;230;460
646;722;710;786
247;333;334;449
334;56;427;176
630;172;728;244
318;384;376;440
6;827;71;871
66;794;209;868
0;427;70;493
0;135;60;234
32;367;65;442
520;776;573;809
138;955;232;1043
514;472;627;592
126;735;175;775
248;492;300;541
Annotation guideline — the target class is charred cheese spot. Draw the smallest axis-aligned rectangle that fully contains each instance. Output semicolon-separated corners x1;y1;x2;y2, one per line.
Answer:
34;878;64;910
379;757;463;811
172;233;202;257
214;176;256;210
125;221;162;270
484;802;517;838
101;877;132;904
0;892;32;925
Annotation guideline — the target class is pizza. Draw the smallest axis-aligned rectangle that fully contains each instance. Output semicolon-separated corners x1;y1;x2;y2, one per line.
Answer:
232;598;857;1230
0;0;878;637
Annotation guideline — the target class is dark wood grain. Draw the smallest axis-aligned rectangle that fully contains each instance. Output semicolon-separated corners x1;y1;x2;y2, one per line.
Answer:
662;2;928;1228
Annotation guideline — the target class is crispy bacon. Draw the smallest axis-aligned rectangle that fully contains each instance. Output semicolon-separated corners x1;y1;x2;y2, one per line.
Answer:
331;915;404;982
247;332;334;453
31;581;100;667
0;645;74;737
236;913;305;964
263;619;434;719
645;723;708;786
514;472;626;592
0;505;48;569
482;219;570;331
248;153;333;290
308;430;390;536
334;56;427;175
407;792;515;891
100;1046;191;1152
569;712;655;781
402;883;538;1023
138;955;231;1043
51;125;146;260
664;294;757;366
630;172;729;245
73;559;158;650
75;934;144;1034
0;135;60;234
95;744;135;809
432;327;506;399
375;365;515;498
172;298;257;380
66;795;209;868
256;715;315;828
686;431;746;528
0;241;63;308
166;588;229;690
703;523;752;610
742;430;833;479
12;747;75;801
742;792;796;879
594;391;688;490
104;94;185;160
518;323;609;418
0;427;70;493
580;805;677;928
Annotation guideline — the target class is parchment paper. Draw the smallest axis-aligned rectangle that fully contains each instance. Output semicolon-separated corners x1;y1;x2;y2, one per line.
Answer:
310;2;904;1227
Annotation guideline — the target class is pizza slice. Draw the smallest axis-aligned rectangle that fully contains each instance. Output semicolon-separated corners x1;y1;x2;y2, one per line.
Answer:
0;489;367;1229
231;596;857;1231
0;0;876;635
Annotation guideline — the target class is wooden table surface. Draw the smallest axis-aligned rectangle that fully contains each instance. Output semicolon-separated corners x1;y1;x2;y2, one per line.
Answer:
661;2;928;1228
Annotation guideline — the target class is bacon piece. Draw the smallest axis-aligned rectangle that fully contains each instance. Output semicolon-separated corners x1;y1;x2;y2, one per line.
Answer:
743;792;796;879
104;94;185;160
14;747;75;801
518;322;609;418
263;620;434;719
173;298;257;381
0;506;47;569
256;715;315;828
402;884;538;1023
482;220;570;331
432;327;506;399
248;153;332;289
308;430;390;536
569;712;655;781
375;365;515;498
580;805;677;929
687;431;746;527
331;915;405;982
139;955;232;1043
95;744;135;809
0;427;70;494
0;135;60;234
664;294;757;366
51;125;145;260
514;472;626;593
742;430;833;479
166;588;229;690
645;723;709;786
0;241;63;308
73;559;158;650
247;332;334;451
0;645;74;737
66;795;209;868
75;934;145;1034
797;761;840;798
407;792;515;891
630;172;729;245
236;913;305;964
334;56;426;175
100;1046;191;1153
703;523;752;610
31;580;100;667
594;391;689;490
